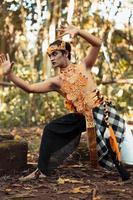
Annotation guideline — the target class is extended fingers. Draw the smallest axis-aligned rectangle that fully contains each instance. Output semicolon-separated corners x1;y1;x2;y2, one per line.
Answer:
58;32;68;38
57;28;65;31
59;21;70;29
6;53;10;62
60;23;68;28
0;55;2;64
57;28;69;38
57;27;68;34
62;21;70;26
0;54;6;63
60;24;66;28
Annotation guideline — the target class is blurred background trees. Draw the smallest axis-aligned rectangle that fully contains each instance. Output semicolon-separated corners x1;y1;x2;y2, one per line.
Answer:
0;0;132;128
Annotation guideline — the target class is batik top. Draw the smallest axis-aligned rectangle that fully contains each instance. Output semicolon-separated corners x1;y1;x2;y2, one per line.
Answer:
59;63;103;127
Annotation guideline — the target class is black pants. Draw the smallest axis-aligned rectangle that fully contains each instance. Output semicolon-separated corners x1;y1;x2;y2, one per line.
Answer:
38;113;86;175
37;112;130;180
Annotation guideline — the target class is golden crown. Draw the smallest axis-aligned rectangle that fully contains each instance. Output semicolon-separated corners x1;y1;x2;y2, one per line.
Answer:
47;41;66;54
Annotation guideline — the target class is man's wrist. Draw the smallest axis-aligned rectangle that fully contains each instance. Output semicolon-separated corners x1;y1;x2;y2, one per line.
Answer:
76;29;82;37
6;70;13;78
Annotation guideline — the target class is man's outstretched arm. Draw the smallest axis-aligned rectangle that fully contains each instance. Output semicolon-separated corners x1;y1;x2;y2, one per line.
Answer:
0;54;58;93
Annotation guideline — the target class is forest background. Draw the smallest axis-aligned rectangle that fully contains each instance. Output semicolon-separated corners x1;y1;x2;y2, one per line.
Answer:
0;0;132;128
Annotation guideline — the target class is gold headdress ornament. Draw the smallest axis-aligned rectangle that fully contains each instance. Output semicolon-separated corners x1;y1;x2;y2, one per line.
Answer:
47;41;66;55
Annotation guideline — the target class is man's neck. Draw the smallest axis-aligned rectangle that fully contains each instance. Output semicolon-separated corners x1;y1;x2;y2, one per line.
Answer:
60;60;71;69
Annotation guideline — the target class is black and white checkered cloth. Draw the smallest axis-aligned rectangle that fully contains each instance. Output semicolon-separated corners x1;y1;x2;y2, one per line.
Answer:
93;104;125;170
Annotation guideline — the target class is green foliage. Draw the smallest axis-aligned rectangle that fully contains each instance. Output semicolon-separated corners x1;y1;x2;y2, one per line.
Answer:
0;0;132;127
0;87;67;128
0;66;67;128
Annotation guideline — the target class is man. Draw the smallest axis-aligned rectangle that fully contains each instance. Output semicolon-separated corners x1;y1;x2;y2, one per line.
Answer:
0;23;131;181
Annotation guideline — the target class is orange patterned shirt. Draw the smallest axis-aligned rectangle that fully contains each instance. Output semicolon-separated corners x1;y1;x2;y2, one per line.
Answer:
59;63;99;128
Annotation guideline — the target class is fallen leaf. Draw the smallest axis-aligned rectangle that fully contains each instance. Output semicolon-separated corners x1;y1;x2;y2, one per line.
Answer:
57;177;83;184
10;193;37;199
57;177;65;184
5;188;14;195
71;187;81;193
23;187;32;190
14;135;22;140
5;188;12;192
71;186;92;194
57;186;92;194
67;164;84;168
12;184;22;187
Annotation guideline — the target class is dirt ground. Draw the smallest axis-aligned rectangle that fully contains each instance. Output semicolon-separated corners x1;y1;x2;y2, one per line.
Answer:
0;126;133;200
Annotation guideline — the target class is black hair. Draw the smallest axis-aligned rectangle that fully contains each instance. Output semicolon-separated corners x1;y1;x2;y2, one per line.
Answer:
49;40;71;60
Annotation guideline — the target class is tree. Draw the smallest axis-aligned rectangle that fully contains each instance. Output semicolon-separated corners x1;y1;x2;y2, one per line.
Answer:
0;0;132;127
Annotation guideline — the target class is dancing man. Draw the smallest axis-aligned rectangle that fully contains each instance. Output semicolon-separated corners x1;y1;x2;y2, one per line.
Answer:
0;23;131;181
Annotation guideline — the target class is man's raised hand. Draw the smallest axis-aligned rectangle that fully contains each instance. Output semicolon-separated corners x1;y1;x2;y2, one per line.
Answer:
57;22;79;39
0;54;14;76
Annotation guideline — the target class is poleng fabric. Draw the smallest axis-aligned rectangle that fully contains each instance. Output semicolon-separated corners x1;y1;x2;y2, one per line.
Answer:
93;104;125;169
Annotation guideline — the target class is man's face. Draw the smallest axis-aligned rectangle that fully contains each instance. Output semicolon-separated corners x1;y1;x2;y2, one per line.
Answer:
48;50;66;68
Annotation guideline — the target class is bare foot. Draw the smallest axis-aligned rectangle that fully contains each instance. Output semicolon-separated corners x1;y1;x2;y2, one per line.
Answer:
19;169;46;181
